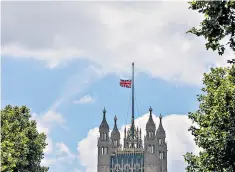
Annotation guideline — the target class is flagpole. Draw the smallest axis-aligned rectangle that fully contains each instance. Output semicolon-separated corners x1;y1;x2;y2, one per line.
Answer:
131;62;135;137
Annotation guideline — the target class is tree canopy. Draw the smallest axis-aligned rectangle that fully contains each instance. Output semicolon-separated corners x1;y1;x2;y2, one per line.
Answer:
1;105;49;172
184;64;235;171
188;0;235;59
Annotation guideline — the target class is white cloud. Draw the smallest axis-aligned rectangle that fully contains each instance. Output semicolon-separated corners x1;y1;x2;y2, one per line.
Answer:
41;157;56;167
31;110;66;165
56;142;71;155
48;65;102;112
77;113;199;172
31;113;53;155
44;137;53;155
32;111;65;133
55;142;76;164
42;110;65;125
78;128;99;172
2;1;232;85
73;95;96;104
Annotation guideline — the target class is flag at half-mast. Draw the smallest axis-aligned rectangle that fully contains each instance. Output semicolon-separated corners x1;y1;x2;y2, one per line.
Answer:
120;79;132;88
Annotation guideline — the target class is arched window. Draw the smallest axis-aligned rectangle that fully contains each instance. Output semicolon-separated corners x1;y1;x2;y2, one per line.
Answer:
114;140;118;146
101;147;108;155
152;145;155;153
124;165;130;172
104;147;108;154
159;138;164;145
148;131;154;138
148;145;154;153
103;133;107;141
159;151;164;159
115;165;120;172
148;145;151;153
101;147;104;155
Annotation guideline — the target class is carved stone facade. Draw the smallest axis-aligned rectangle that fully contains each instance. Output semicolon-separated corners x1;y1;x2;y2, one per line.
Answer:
97;107;167;172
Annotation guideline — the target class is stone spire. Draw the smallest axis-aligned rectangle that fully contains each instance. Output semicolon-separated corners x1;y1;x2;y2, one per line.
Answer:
156;113;165;136
146;106;156;131
99;107;109;132
111;115;120;138
97;108;110;172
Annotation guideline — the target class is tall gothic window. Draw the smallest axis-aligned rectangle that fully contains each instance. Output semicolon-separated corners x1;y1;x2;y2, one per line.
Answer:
159;151;164;159
148;145;151;153
148;145;154;153
159;138;162;145
114;140;118;146
105;147;108;154
148;131;154;138
101;147;104;155
101;147;108;155
103;133;107;141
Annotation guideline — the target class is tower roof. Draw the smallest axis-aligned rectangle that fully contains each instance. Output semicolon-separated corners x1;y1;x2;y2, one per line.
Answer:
146;106;156;130
111;115;120;138
157;113;165;135
99;107;109;131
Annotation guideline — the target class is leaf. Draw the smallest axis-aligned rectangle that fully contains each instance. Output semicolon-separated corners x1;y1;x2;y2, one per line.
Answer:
187;0;235;62
1;105;49;172
184;65;235;171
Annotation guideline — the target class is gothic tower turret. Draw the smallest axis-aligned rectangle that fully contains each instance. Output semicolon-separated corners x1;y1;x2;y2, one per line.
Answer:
144;107;158;171
156;114;167;172
98;108;110;172
111;115;120;152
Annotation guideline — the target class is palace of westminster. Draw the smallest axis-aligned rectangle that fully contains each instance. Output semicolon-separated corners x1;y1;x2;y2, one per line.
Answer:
97;106;167;172
97;63;167;172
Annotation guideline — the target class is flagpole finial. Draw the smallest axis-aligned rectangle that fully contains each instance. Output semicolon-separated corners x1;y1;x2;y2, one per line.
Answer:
132;62;134;66
103;107;106;114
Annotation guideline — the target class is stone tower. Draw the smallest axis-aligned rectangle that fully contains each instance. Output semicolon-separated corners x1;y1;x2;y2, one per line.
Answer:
144;107;168;172
97;63;167;172
97;106;168;172
156;114;167;172
110;115;121;153
144;106;158;171
97;108;110;172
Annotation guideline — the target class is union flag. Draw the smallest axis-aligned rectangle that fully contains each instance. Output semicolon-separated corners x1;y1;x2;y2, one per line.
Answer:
120;79;132;88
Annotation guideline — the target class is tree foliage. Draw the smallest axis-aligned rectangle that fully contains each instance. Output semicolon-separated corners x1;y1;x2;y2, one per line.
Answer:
184;64;235;171
188;0;235;57
1;105;49;172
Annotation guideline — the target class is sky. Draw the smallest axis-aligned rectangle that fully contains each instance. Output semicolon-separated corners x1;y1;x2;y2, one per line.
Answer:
1;1;233;172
